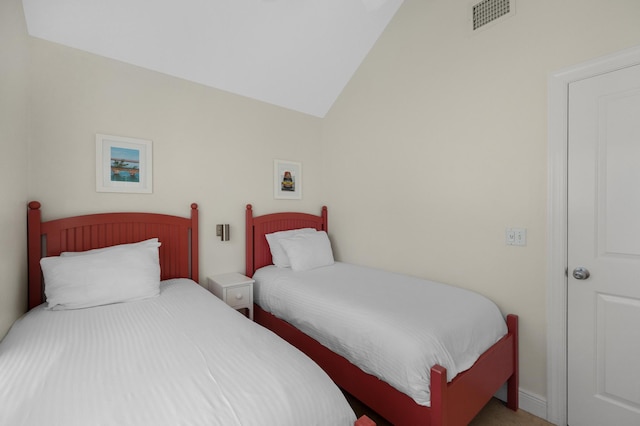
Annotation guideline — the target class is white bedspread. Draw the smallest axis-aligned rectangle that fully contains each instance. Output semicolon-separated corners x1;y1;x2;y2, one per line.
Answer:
253;262;508;407
0;279;356;426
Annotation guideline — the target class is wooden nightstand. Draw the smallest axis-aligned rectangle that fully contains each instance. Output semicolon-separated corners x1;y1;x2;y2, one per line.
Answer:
207;273;254;320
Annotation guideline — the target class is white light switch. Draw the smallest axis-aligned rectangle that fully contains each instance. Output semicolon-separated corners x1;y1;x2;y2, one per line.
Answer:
506;228;526;246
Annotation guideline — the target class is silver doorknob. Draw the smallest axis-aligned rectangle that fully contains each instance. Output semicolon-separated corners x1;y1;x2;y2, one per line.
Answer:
572;267;590;280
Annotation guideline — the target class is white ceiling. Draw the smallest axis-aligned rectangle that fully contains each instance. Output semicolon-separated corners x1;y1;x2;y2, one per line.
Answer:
21;0;404;117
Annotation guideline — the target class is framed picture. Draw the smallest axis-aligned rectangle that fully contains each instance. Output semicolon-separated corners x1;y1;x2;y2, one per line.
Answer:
274;159;302;200
96;134;153;193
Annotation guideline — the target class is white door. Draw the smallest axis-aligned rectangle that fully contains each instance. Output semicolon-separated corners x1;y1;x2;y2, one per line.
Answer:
568;63;640;425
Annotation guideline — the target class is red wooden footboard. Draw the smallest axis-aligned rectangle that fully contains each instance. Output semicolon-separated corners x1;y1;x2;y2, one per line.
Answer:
255;304;518;426
431;314;518;425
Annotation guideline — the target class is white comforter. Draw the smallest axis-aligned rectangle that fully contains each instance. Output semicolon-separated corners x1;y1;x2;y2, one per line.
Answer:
253;262;508;407
0;279;356;426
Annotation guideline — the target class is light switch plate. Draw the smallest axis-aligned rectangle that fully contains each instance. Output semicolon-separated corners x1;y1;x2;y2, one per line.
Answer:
506;228;526;246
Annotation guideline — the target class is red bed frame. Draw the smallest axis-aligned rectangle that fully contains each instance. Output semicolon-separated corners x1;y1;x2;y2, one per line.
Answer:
246;204;519;426
27;201;199;310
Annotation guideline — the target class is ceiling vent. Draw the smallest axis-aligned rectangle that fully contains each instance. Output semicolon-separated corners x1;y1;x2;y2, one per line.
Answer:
472;0;515;31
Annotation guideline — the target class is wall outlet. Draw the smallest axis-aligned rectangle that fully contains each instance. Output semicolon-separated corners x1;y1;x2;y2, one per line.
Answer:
506;228;526;246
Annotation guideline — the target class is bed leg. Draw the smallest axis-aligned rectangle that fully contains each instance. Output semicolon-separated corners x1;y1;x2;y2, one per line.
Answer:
430;365;448;426
506;314;519;411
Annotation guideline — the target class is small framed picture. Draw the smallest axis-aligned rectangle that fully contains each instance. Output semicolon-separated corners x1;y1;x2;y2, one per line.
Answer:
274;159;302;200
96;134;153;193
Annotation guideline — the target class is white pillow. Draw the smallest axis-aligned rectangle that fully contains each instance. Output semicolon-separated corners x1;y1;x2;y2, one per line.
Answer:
265;228;317;268
40;244;160;310
60;238;160;257
278;231;334;271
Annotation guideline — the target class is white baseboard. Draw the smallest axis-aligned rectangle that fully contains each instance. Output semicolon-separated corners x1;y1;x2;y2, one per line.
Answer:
495;385;549;422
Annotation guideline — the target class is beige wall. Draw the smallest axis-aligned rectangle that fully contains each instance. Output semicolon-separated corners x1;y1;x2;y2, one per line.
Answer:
323;0;640;405
0;0;29;337
26;37;325;286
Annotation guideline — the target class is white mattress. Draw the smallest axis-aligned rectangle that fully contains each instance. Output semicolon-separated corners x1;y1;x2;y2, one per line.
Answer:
253;262;508;407
0;279;356;426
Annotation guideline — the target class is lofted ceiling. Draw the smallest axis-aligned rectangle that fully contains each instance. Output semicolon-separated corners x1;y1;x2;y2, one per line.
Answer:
21;0;404;118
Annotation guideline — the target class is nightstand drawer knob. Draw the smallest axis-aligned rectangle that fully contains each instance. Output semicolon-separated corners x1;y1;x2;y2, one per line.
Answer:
235;293;243;300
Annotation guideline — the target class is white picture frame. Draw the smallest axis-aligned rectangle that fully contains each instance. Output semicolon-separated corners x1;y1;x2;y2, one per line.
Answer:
96;134;153;193
274;159;302;200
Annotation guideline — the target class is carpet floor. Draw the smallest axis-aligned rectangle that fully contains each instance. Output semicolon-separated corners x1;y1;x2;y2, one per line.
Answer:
345;392;554;425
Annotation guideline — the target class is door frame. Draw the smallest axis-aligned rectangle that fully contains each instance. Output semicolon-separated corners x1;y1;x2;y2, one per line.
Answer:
547;44;640;426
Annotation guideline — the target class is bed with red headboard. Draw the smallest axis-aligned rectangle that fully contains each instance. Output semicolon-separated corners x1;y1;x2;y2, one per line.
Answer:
246;204;519;426
12;201;371;426
26;201;200;309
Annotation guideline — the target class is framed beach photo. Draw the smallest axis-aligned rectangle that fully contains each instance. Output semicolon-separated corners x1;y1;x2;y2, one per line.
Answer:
96;134;153;193
274;159;302;200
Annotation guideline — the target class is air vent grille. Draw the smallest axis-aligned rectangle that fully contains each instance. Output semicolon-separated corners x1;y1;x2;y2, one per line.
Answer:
473;0;511;30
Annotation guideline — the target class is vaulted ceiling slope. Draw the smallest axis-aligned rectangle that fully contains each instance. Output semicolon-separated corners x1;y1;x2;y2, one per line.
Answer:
21;0;404;117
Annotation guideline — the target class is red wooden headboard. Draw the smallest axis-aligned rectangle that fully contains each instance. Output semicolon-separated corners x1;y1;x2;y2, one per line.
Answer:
245;204;327;277
27;201;199;310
